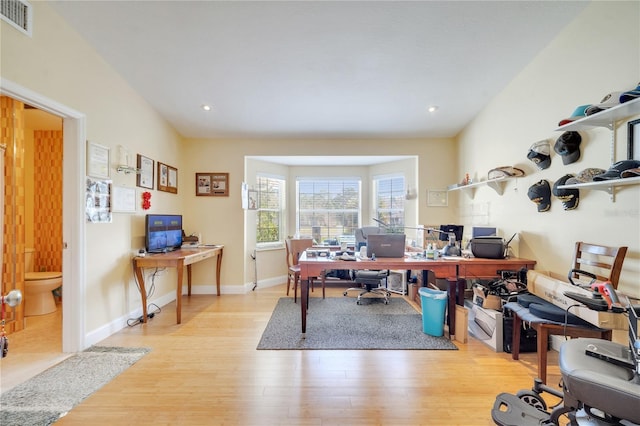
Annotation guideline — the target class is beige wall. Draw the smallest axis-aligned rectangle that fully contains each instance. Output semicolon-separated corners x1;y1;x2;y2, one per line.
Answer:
457;1;640;297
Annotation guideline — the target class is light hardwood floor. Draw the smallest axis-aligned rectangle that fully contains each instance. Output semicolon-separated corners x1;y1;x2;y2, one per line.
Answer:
2;284;561;425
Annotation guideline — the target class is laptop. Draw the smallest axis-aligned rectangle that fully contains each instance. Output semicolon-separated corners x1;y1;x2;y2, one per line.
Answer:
585;342;636;370
366;234;406;258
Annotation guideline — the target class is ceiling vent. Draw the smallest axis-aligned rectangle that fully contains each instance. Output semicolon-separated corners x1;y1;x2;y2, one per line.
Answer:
1;0;32;37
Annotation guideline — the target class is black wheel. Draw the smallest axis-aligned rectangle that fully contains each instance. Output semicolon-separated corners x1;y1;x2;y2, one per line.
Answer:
516;390;547;412
356;300;361;305
343;291;348;296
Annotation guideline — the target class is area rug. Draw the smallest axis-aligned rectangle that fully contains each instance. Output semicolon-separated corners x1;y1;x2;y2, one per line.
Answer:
257;297;457;350
0;346;150;426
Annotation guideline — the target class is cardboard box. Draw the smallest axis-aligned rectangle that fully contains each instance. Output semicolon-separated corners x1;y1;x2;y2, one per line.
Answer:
472;284;502;311
467;301;503;352
526;270;628;330
454;305;469;343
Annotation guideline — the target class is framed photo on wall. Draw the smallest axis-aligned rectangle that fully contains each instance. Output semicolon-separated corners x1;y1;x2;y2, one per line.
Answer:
86;141;110;179
158;162;178;194
196;172;229;196
136;154;154;189
427;189;448;207
627;118;640;161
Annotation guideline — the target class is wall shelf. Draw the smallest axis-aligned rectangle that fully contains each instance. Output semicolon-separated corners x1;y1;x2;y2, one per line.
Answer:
447;176;516;197
558;176;640;196
556;98;640;131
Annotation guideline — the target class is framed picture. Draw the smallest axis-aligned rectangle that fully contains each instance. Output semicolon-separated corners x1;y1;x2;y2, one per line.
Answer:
247;189;258;210
196;172;229;196
427;189;448;207
136;154;154;189
86;141;110;179
111;186;136;213
158;162;178;194
85;177;112;223
627;118;640;161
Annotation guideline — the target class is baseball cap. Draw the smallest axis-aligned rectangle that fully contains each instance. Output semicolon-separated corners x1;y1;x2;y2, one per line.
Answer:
488;166;525;180
527;180;551;212
554;131;581;165
552;174;579;210
585;91;624;116
565;168;606;185
527;140;551;170
558;105;591;126
620;83;640;103
593;160;640;181
621;167;640;178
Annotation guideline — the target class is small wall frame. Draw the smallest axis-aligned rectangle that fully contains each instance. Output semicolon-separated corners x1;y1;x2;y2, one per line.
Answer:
627;118;640;161
158;162;178;194
196;172;229;196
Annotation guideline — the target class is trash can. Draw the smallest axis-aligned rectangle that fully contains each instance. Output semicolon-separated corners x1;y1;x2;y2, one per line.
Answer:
419;287;448;336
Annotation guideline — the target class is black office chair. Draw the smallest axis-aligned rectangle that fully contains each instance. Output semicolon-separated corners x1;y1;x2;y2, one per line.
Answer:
343;226;391;304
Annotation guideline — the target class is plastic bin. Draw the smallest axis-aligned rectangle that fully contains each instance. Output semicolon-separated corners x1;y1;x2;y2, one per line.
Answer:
419;287;448;336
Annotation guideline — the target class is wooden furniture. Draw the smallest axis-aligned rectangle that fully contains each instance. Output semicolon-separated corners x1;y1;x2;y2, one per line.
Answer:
510;241;627;384
298;254;536;336
285;238;317;302
133;246;224;324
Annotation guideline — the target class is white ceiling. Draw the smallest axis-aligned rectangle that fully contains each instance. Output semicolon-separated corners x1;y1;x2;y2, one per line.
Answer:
48;1;588;140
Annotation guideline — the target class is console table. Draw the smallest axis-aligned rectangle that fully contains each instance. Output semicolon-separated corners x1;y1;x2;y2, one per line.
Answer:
298;254;535;338
133;246;224;324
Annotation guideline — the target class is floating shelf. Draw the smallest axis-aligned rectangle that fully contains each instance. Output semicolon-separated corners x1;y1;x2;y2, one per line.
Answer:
556;98;640;131
447;176;516;196
558;176;640;195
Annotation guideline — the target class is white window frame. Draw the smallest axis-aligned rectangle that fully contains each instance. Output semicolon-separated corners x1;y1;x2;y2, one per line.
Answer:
255;174;285;247
373;173;405;232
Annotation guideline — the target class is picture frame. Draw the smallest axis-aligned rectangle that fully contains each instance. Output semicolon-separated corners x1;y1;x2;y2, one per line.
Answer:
85;177;112;223
86;141;110;179
196;172;229;196
136;154;154;189
111;185;137;213
427;189;448;207
157;162;178;194
247;189;258;210
627;118;640;161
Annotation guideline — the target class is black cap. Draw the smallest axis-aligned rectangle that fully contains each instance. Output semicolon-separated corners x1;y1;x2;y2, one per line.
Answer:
527;180;551;212
593;160;640;181
554;131;581;165
552;174;579;210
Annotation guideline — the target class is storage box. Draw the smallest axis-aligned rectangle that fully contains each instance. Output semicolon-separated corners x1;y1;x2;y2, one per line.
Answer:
472;283;502;310
387;270;407;295
526;270;628;330
466;300;503;352
470;237;505;259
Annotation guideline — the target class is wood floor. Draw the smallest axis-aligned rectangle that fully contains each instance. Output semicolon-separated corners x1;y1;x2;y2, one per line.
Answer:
2;284;561;425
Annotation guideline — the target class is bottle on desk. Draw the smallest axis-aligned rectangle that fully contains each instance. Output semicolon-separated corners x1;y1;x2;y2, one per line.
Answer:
426;243;435;260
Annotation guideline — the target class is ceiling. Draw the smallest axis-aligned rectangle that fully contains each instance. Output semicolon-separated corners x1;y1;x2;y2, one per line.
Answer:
48;1;588;140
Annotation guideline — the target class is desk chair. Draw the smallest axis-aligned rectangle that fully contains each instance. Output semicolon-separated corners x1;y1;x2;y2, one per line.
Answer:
344;226;390;304
509;241;628;384
285;238;324;302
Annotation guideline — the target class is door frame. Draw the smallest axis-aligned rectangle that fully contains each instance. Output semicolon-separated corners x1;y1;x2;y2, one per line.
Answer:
1;78;86;353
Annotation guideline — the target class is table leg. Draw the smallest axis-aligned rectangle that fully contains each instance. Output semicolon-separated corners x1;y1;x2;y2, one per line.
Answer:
511;314;522;360
216;251;223;296
176;260;184;324
134;266;148;324
447;277;457;337
301;277;308;337
187;264;192;296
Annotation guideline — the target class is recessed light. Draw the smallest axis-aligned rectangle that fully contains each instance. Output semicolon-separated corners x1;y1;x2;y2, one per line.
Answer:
427;105;439;113
202;104;212;111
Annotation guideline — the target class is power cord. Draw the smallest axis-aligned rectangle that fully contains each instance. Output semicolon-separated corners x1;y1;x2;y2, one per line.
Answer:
127;303;162;327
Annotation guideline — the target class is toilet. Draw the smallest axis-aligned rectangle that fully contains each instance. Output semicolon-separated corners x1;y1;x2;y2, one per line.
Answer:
24;248;62;316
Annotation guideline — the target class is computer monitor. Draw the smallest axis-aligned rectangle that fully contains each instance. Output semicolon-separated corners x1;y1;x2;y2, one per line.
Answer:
145;214;183;253
438;224;464;242
472;226;497;238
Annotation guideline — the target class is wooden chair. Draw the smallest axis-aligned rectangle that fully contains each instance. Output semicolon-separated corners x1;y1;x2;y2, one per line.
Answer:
510;241;628;384
285;238;325;302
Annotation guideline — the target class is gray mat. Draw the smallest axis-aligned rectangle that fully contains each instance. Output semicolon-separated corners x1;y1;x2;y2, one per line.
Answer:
1;346;150;426
257;297;457;350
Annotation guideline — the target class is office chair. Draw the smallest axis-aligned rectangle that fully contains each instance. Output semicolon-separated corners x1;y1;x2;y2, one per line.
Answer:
343;226;391;304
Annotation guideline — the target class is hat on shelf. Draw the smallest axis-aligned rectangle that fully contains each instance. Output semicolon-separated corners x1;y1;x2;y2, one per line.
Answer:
620;83;640;103
565;168;606;185
527;180;551;212
488;166;526;180
593;160;640;181
558;105;591;126
585;91;624;116
621;167;640;178
554;131;581;165
527;140;551;170
552;174;579;210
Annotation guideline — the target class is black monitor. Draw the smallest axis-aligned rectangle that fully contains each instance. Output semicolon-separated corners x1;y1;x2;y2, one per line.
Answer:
145;214;183;253
438;224;464;242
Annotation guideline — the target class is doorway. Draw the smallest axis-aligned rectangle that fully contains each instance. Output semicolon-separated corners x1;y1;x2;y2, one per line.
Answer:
1;79;86;354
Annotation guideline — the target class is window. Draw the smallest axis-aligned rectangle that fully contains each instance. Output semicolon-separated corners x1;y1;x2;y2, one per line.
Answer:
297;178;360;243
374;174;405;232
256;175;285;244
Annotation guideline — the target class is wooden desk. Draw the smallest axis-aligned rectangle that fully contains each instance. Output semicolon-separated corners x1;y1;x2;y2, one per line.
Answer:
133;246;224;324
298;254;535;337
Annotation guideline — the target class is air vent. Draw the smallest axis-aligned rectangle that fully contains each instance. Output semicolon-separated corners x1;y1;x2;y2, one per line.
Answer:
1;0;32;37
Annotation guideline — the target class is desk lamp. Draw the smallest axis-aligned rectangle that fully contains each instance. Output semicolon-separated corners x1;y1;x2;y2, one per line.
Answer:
426;228;460;256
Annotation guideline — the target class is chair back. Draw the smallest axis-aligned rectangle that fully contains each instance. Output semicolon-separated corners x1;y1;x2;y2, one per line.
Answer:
285;238;314;268
355;226;383;247
571;241;627;288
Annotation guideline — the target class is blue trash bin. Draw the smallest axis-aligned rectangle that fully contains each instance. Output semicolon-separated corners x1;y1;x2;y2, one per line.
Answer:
419;287;448;336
